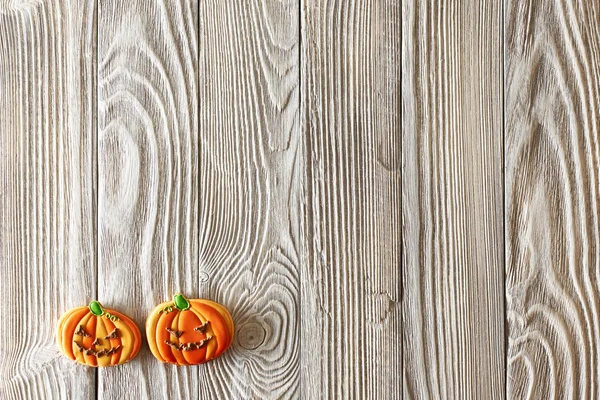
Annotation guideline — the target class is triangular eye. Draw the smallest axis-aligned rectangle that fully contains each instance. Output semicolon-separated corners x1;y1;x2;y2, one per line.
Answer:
194;321;210;333
104;328;119;339
166;327;183;338
75;325;91;337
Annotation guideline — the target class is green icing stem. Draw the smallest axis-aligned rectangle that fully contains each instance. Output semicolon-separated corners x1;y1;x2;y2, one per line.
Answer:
173;294;190;311
89;301;105;316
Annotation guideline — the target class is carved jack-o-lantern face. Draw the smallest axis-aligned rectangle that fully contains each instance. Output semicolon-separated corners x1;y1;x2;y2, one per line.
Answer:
146;294;234;366
57;301;142;367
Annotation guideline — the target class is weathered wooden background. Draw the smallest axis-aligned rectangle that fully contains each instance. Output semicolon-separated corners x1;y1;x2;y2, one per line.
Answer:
0;0;598;399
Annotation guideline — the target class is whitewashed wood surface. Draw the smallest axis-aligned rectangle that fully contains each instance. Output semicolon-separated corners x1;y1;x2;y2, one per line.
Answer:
505;0;600;399
0;1;97;398
2;0;599;399
402;0;504;398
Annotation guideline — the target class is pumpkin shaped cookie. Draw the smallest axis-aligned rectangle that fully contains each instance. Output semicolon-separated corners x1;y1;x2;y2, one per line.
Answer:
56;301;142;367
146;294;234;365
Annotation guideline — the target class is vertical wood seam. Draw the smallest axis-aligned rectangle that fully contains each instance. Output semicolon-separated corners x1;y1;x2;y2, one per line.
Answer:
94;0;99;398
298;0;304;396
197;1;201;399
502;0;507;399
400;0;404;398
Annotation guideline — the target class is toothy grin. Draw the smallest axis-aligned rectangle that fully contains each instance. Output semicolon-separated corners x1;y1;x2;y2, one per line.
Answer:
164;335;213;351
74;342;121;357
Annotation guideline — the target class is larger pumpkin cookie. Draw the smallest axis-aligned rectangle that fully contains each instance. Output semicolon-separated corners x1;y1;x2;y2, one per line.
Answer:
56;301;142;367
146;294;234;365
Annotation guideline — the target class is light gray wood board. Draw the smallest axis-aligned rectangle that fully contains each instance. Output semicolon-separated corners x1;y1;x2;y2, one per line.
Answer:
401;0;505;398
301;0;401;398
97;0;199;398
505;0;600;398
197;0;300;398
0;0;97;399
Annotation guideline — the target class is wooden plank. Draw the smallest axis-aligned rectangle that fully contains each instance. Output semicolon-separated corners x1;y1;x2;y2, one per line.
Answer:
300;0;401;398
505;0;600;398
197;0;300;398
97;0;198;398
401;0;504;398
0;1;97;398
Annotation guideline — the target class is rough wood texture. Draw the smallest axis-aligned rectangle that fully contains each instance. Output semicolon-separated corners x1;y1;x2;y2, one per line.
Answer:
197;0;300;398
97;0;198;398
15;0;600;398
0;0;97;398
401;0;505;398
301;0;402;398
505;0;600;398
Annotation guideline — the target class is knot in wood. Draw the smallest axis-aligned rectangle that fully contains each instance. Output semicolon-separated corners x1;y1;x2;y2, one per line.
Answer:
237;322;266;350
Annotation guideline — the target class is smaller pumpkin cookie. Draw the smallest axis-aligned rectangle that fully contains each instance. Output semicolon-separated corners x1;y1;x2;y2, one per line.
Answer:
146;294;234;366
57;301;142;367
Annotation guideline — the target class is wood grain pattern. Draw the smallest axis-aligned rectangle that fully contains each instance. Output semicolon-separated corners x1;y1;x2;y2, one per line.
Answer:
197;0;300;398
401;0;504;398
97;0;198;398
11;0;600;398
505;0;600;398
301;0;402;398
0;0;97;398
